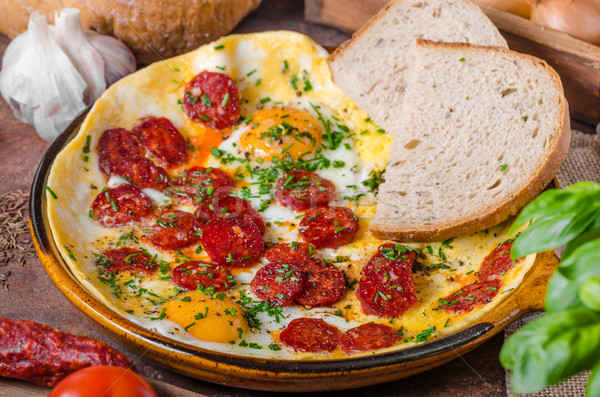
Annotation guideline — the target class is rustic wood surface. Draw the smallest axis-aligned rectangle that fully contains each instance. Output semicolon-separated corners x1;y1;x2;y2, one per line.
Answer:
305;0;600;125
0;0;591;395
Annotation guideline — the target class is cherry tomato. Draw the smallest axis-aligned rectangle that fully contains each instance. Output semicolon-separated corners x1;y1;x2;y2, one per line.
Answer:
48;366;158;397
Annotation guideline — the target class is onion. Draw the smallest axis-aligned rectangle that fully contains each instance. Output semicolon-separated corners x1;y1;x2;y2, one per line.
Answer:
528;0;600;45
474;0;531;18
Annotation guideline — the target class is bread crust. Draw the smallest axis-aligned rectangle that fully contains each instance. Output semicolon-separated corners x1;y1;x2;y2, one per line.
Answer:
328;0;508;77
0;0;261;64
369;40;571;242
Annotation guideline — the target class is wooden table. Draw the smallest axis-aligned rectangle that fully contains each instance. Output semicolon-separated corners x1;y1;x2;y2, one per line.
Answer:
0;1;585;395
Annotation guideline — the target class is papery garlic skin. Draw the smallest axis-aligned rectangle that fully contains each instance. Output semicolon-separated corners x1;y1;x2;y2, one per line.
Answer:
0;12;87;141
85;31;136;86
0;8;136;142
55;8;107;104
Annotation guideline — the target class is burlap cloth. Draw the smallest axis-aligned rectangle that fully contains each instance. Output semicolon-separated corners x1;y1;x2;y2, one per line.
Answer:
505;130;600;397
1;131;598;396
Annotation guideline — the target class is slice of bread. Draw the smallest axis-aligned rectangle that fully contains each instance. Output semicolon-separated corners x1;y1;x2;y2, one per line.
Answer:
328;0;507;132
369;40;570;242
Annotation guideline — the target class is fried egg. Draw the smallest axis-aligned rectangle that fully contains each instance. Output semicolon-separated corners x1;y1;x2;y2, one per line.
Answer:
46;31;537;359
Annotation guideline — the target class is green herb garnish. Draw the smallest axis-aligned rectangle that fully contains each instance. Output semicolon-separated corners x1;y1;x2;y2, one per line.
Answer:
501;182;600;395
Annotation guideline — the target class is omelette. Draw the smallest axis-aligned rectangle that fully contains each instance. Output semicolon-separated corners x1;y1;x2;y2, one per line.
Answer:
45;31;537;359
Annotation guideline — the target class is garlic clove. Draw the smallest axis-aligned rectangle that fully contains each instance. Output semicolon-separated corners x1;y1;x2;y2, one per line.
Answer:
85;30;136;86
0;11;87;141
54;8;107;104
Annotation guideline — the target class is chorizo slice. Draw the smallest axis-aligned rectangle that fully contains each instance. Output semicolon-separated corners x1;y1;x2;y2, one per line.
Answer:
295;260;344;308
183;71;241;129
91;184;154;228
274;170;336;211
0;316;131;387
280;318;341;353
213;196;266;235
299;206;359;249
145;210;200;250
194;200;217;223
172;261;233;292
264;242;316;267
113;157;170;191
171;166;234;204
250;263;304;306
96;247;157;275
442;279;502;313
132;116;188;168
339;323;401;354
200;216;263;266
478;241;519;282
356;244;418;317
97;128;142;176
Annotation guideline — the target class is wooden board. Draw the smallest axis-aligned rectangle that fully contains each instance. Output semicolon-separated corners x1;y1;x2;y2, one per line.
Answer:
0;376;208;397
305;0;600;125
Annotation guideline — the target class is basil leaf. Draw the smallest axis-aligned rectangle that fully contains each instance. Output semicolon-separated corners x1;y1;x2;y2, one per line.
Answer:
587;361;600;397
559;239;600;284
501;309;600;394
545;270;583;312
544;239;600;311
581;277;600;312
511;209;599;259
510;182;600;233
563;225;600;259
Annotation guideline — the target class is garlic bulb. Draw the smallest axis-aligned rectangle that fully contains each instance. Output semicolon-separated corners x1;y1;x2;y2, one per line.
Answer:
0;9;136;141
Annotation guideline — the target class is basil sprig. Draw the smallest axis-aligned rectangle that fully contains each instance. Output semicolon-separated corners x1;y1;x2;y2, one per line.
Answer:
501;182;600;396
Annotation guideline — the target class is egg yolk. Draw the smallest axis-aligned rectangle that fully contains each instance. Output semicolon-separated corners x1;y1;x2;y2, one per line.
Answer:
240;107;322;161
161;291;248;343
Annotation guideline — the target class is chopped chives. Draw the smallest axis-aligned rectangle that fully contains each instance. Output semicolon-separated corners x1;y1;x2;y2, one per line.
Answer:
82;135;91;153
184;322;196;330
46;186;58;199
221;93;230;107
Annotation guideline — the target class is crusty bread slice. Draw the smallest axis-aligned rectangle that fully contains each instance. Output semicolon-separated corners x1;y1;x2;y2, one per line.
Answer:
328;0;507;132
369;40;570;242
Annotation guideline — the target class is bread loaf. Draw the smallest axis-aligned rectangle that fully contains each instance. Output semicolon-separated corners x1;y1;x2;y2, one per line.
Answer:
369;40;570;242
0;0;261;64
328;0;507;133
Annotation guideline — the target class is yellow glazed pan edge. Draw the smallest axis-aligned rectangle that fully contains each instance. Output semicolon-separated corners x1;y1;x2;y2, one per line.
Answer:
29;111;559;392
